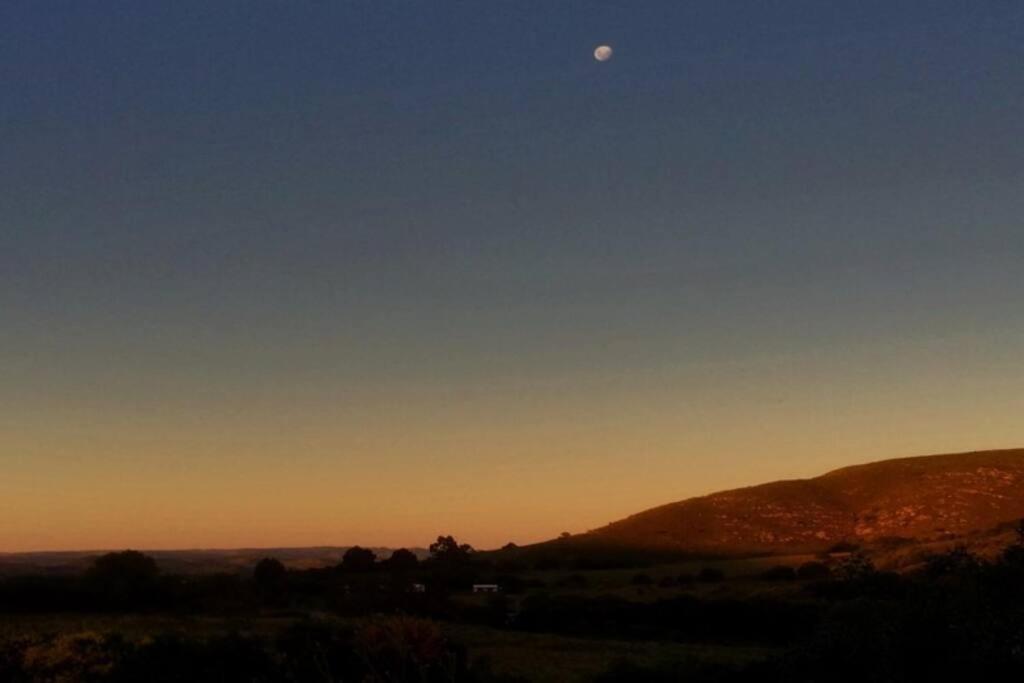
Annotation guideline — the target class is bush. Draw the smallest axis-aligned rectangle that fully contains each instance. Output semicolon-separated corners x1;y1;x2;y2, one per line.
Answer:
631;574;654;586
796;561;831;581
759;566;797;581
253;558;286;587
553;574;588;589
834;552;875;582
341;547;378;572
111;633;275;682
697;567;725;583
6;632;126;682
0;619;478;683
355;616;465;682
923;545;981;579
87;551;162;610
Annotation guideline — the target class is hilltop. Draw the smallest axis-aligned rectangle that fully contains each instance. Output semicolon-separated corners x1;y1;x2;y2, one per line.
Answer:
581;448;1024;557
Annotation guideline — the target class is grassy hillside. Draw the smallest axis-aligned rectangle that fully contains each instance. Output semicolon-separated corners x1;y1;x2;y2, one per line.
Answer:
580;449;1024;556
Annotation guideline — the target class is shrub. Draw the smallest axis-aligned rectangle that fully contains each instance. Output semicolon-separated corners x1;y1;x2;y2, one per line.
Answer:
253;558;286;587
796;561;831;581
835;552;875;582
697;567;725;583
631;574;654;586
759;565;797;581
554;574;589;589
355;616;464;682
923;545;981;579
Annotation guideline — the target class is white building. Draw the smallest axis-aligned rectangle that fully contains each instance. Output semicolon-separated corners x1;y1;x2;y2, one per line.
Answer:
472;584;500;593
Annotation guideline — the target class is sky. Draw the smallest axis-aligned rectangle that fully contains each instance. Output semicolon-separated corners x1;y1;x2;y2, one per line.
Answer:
2;1;1023;552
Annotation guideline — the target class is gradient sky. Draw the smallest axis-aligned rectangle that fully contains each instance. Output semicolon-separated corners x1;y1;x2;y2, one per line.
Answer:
2;1;1023;552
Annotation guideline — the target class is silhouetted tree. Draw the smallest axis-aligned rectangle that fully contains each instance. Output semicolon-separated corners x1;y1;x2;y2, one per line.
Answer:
835;551;876;582
1001;543;1024;567
87;550;160;609
384;548;419;572
428;536;473;563
89;550;159;584
924;545;980;579
253;558;286;588
341;546;377;572
1003;524;1024;567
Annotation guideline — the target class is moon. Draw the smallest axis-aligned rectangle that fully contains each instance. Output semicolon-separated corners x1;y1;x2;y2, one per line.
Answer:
594;45;613;62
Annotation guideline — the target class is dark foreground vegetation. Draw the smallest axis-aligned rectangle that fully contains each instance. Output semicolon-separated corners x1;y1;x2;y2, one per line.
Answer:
2;528;1024;682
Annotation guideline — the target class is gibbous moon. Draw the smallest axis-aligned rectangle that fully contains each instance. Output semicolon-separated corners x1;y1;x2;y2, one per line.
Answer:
594;45;613;62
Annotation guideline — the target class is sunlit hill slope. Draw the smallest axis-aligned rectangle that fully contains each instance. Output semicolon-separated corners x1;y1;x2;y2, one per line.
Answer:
587;449;1024;556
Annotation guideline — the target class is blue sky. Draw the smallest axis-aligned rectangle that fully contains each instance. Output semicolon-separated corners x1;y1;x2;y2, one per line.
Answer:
2;1;1023;550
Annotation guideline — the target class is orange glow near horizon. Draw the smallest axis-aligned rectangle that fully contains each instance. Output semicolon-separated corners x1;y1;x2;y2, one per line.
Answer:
4;1;1024;555
4;327;1023;553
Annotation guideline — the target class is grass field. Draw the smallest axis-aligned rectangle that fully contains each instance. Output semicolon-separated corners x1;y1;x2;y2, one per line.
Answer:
447;623;773;682
0;610;775;682
0;554;838;681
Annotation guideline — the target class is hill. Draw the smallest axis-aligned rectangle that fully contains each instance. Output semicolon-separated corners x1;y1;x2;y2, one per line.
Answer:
581;448;1024;557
